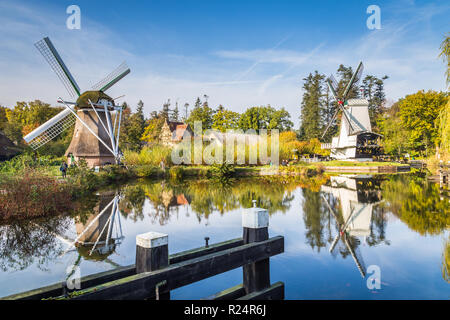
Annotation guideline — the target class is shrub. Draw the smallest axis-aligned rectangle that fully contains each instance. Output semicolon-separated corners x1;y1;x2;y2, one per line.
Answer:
168;166;185;180
210;163;235;178
133;165;159;178
0;169;74;221
123;145;172;166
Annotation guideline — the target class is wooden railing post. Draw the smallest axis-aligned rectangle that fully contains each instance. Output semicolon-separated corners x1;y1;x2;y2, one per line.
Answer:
242;202;270;294
136;231;170;300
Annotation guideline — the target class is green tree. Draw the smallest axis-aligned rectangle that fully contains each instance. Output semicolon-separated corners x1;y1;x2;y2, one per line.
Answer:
238;105;292;132
361;75;389;130
299;71;325;140
0;106;8;131
439;33;450;88
268;107;293;131
336;64;360;100
398;90;448;156
377;103;412;156
211;105;240;132
187;97;214;132
120;100;146;151
172;103;179;122
161;99;170;120
439;101;450;153
238;106;263;131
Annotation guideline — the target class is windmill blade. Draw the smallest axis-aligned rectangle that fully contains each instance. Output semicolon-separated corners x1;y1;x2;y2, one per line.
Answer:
23;108;76;150
353;62;364;86
340;106;355;133
35;37;81;98
326;77;339;101
342;61;364;99
321;108;339;139
91;62;130;92
329;74;338;93
329;233;342;253
343;235;366;278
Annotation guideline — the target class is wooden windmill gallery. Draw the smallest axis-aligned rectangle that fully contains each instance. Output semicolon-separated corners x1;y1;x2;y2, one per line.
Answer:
321;62;382;161
23;37;130;167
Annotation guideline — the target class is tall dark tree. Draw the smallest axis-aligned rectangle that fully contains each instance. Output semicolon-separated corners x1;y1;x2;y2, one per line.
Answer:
320;84;337;141
336;65;360;100
120;100;146;151
172;103;179;122
161;99;170;120
299;71;325;140
187;97;214;132
361;75;389;130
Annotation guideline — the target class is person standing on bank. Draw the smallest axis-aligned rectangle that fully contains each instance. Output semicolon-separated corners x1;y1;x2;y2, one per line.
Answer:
60;161;68;178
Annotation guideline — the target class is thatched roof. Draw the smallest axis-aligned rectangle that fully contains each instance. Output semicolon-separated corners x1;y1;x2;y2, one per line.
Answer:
0;130;21;160
76;91;114;109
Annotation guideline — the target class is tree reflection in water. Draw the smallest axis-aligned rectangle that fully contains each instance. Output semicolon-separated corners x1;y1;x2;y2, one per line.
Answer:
0;216;71;272
119;176;326;225
1;173;448;283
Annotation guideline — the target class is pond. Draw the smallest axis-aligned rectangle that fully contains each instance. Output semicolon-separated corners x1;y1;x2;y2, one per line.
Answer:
0;174;449;299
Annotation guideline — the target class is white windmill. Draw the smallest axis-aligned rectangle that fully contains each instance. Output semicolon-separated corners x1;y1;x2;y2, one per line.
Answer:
321;62;382;161
23;37;130;166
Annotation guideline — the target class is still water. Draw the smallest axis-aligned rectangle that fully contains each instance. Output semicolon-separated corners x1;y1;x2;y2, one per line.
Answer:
0;174;449;299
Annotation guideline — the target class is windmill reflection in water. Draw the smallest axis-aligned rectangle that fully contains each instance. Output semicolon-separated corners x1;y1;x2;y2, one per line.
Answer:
321;175;383;277
60;192;124;268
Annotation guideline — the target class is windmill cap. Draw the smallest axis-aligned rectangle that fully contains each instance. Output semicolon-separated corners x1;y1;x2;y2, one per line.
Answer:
346;99;369;106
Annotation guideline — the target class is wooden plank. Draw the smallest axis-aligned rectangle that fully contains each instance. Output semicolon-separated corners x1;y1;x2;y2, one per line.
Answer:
70;236;284;300
237;282;284;300
2;238;243;300
170;238;243;264
203;284;246;300
2;265;135;300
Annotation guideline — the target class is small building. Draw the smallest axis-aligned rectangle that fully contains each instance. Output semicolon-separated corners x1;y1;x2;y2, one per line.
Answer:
159;119;193;146
0;130;21;161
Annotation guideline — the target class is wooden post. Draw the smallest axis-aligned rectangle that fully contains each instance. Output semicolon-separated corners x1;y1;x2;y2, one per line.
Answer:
136;231;170;299
242;203;270;294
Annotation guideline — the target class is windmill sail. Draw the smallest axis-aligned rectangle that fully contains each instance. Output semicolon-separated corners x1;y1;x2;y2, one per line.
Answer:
24;108;76;150
35;37;81;98
342;61;364;99
91;62;130;92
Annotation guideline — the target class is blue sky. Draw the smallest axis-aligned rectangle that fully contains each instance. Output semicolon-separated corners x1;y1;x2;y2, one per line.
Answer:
0;0;449;127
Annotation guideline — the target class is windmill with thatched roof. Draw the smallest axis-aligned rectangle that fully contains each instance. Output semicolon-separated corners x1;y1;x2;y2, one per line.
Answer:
23;37;130;167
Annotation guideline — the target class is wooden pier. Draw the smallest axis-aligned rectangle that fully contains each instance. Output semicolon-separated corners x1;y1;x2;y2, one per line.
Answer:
2;206;284;300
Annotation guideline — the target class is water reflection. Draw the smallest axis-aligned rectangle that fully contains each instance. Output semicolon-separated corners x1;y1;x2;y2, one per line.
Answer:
0;174;448;298
69;191;124;262
321;175;384;277
0;216;71;272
